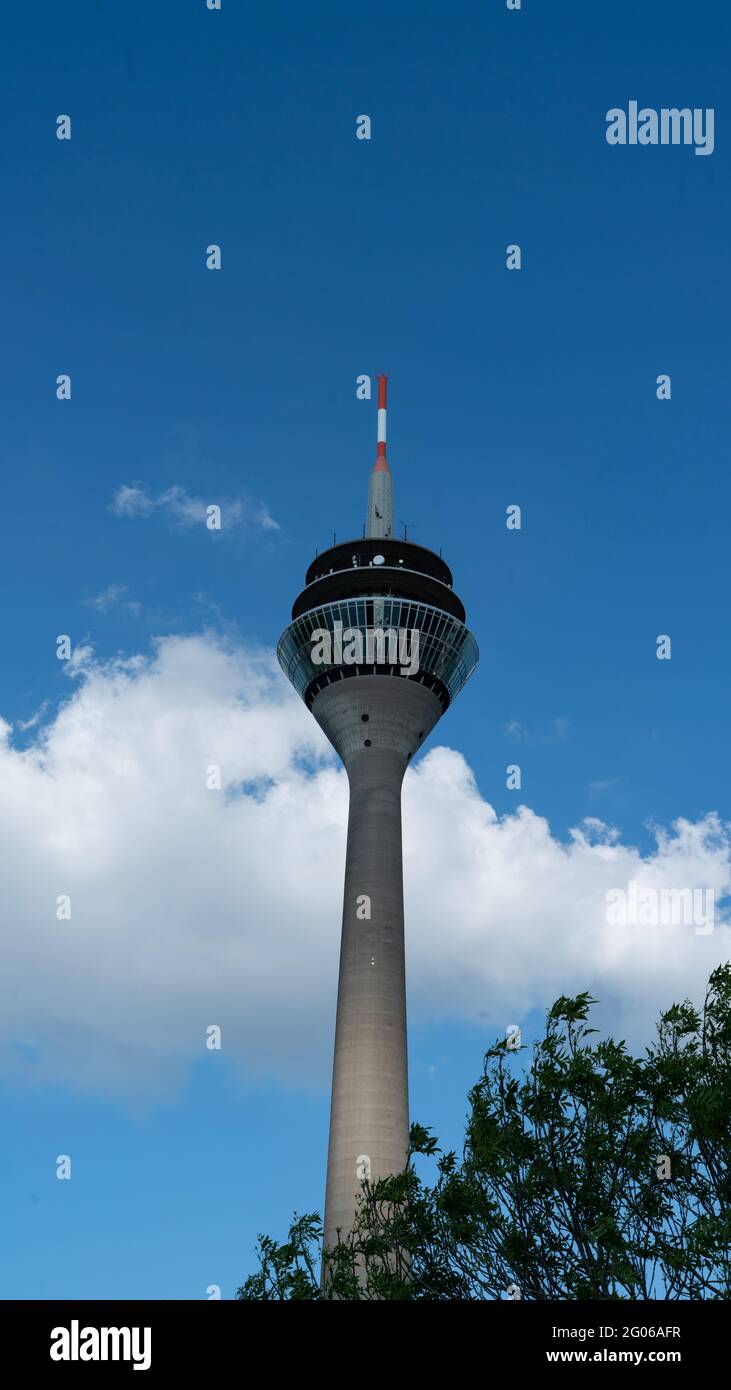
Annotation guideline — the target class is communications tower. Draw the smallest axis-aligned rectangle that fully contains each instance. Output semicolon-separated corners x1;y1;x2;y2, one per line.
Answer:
277;377;478;1252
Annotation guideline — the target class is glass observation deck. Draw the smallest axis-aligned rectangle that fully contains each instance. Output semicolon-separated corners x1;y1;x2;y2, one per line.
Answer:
278;596;479;710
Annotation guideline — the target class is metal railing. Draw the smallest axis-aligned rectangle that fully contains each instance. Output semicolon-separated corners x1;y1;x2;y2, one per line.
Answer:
277;597;479;705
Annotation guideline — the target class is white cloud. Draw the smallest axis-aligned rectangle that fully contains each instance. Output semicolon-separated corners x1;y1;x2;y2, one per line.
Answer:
503;716;570;745
15;701;50;732
1;633;728;1102
64;643;95;676
254;505;280;532
110;484;280;533
83;584;142;616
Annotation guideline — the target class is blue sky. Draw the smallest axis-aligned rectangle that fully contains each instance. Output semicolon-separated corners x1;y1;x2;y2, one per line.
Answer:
1;0;729;1298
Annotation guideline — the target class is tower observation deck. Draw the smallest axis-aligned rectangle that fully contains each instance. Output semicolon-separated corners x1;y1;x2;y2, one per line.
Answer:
277;378;478;1261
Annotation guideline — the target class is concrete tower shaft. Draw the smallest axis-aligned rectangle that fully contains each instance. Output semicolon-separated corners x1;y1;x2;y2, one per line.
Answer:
311;676;442;1250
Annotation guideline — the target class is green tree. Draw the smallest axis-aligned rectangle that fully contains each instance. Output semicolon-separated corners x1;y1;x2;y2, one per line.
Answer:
237;966;731;1300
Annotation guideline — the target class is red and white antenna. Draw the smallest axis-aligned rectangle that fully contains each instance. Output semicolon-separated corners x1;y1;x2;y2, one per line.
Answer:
376;373;388;466
367;374;393;538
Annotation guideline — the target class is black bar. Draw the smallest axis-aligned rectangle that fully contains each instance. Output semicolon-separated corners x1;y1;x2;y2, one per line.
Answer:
2;1298;723;1375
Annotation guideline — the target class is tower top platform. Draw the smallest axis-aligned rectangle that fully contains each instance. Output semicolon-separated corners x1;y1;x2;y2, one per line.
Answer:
278;377;478;714
305;536;454;589
293;535;464;624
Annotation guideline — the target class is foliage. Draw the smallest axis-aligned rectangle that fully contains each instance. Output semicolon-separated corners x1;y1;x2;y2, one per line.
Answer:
237;966;731;1300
